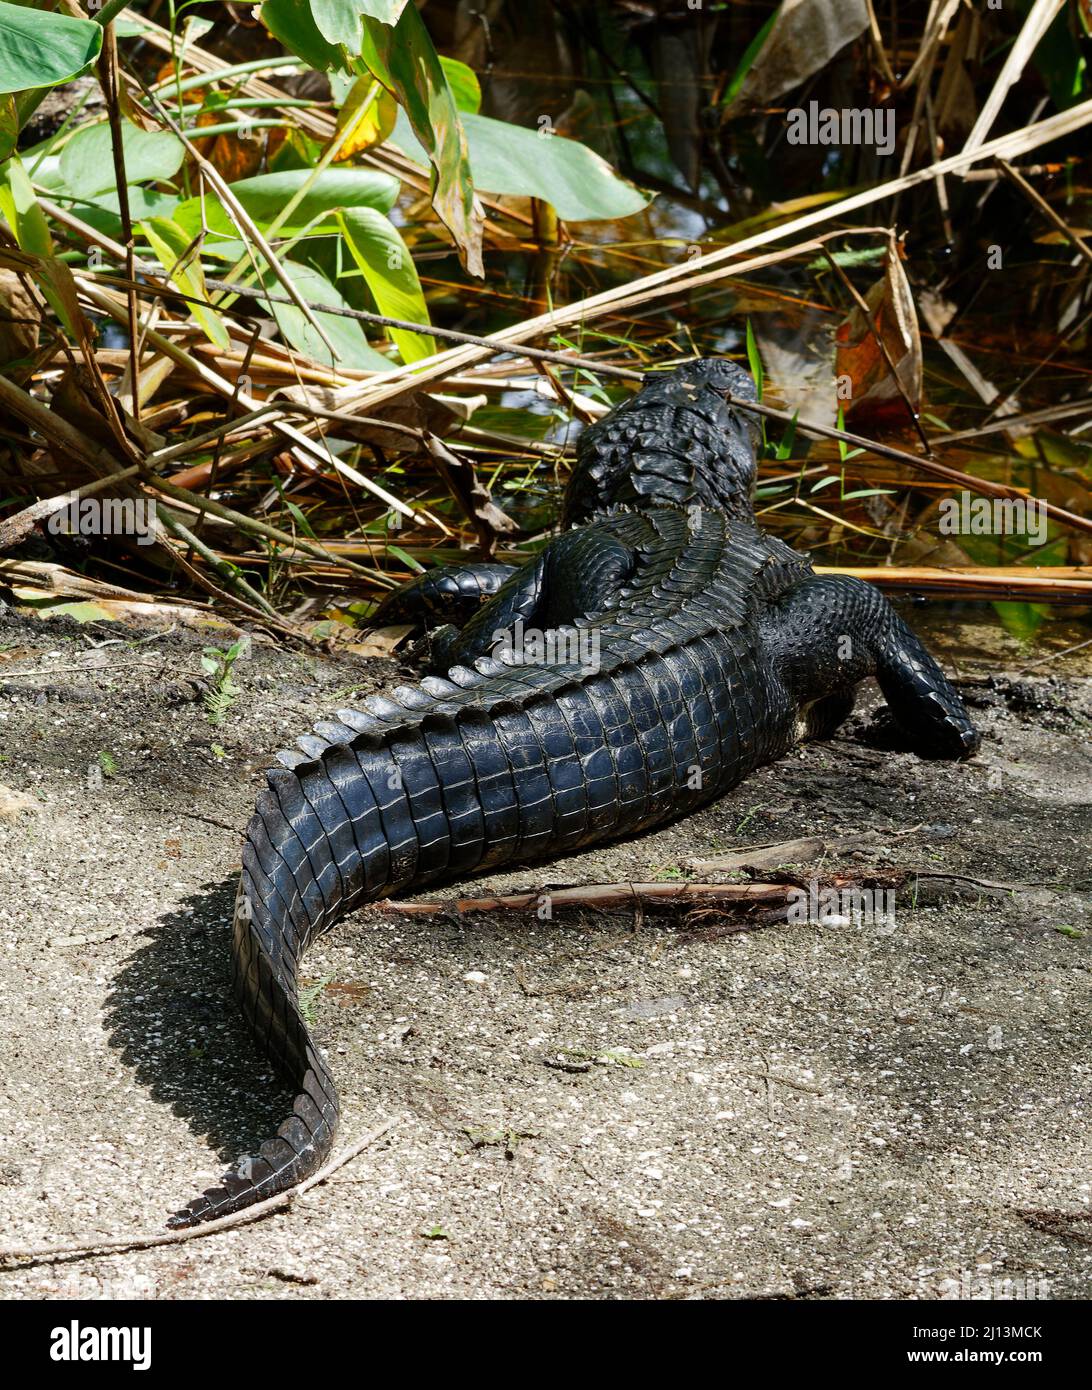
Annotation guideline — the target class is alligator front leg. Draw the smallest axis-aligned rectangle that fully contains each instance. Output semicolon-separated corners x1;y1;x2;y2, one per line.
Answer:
764;575;979;759
371;562;517;629
435;528;637;670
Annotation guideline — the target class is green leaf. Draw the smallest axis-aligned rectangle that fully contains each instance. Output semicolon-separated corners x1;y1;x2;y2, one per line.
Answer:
391;108;650;222
745;320;764;400
254;258;393;371
140;216;230;351
774;409;798;460
440;56;481;114
387;543;425;573
59;120;184;200
0;156;84;338
723;5;780;106
0;1;102;94
0;154;53;258
260;0;346;71
75;186;180;242
991;601;1050;644
337;207;435;362
173;167;399;240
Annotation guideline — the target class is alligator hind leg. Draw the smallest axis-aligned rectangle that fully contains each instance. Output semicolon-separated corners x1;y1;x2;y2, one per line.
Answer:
765;575;979;759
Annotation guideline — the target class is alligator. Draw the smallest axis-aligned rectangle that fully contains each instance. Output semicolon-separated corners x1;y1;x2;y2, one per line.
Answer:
170;358;979;1226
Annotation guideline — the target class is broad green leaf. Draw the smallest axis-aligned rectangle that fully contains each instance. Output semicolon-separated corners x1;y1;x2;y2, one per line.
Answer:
311;0;411;49
391;108;651;222
174;167;399;240
254;258;393;371
0;1;102;94
0;93;16;161
337;207;435;362
140;216;230;351
440;57;481;114
59;121;184;200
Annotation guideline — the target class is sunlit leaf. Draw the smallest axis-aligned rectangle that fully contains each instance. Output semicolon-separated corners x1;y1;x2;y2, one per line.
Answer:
262;0;484;277
356;3;483;276
0;0;102;94
440;56;481;114
311;0;411;48
337;207;435;361
140;216;230;351
0;158;85;339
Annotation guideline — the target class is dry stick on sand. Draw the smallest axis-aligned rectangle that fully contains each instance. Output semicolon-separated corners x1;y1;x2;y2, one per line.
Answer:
380;881;808;916
0;1118;399;1268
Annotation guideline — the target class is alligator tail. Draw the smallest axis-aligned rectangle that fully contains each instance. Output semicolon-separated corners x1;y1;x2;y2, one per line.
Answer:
168;679;578;1225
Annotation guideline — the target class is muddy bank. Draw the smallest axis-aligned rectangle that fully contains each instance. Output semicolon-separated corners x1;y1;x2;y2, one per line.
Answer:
0;602;1089;1300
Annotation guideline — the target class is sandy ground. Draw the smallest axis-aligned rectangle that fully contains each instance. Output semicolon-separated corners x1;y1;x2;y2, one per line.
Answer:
0;600;1089;1301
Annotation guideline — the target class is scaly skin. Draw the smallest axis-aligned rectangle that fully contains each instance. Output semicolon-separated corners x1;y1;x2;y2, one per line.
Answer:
169;360;978;1226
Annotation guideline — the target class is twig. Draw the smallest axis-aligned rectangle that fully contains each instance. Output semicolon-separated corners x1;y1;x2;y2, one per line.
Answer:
146;469;389;581
155;507;284;625
76;276;425;521
379;881;799;916
935;400;1092;445
994;157;1092;268
813;563;1092;603
0;1117;399;1268
1018;636;1092;671
0;465;144;553
963;0;1067;153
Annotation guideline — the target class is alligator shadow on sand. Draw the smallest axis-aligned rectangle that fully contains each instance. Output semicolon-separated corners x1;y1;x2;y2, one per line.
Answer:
103;876;297;1198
